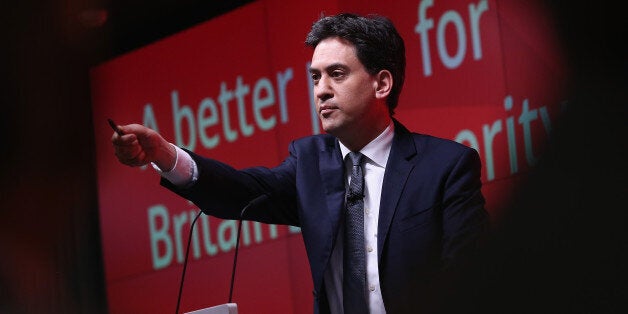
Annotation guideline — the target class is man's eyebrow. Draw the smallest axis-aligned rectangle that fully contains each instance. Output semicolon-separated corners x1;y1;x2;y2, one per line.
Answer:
325;63;348;71
309;63;348;73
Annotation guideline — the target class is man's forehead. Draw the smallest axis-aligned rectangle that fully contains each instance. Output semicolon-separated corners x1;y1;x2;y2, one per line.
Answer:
310;38;359;69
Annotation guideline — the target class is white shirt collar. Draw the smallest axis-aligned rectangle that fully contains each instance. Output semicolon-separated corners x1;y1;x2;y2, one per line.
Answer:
339;121;394;168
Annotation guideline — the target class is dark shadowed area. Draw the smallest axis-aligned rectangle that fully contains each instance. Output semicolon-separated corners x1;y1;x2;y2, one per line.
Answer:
1;0;625;313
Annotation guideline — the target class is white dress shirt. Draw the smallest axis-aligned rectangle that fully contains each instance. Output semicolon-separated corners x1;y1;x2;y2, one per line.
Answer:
325;122;394;314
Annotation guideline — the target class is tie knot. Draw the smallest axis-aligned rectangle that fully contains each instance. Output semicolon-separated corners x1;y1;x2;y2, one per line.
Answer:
348;152;363;167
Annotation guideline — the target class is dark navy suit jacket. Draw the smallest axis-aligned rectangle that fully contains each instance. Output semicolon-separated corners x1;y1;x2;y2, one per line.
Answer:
163;120;489;313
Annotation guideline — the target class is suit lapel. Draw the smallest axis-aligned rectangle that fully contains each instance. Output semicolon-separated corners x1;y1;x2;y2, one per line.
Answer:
318;140;346;267
378;121;417;261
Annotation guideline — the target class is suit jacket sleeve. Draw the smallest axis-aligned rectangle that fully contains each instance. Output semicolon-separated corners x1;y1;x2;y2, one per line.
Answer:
159;144;301;226
439;146;488;270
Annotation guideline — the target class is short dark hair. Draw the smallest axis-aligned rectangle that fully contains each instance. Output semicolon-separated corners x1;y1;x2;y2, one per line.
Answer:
305;13;406;114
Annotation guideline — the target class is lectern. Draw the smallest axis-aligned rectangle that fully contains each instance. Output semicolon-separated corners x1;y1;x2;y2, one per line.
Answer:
185;303;238;314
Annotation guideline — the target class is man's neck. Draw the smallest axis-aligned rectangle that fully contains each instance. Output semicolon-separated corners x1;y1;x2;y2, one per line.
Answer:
339;117;392;152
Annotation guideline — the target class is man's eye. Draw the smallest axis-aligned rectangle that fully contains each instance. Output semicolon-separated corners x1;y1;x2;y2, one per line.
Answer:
311;73;320;81
331;71;344;78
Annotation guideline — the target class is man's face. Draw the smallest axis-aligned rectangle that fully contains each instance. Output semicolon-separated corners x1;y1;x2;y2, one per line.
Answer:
309;37;388;143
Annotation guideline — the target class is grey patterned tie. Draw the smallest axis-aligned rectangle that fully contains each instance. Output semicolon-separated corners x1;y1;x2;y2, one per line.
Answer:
343;152;368;314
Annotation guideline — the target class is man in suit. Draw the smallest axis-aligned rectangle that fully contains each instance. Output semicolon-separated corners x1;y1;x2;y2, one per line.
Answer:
112;13;489;314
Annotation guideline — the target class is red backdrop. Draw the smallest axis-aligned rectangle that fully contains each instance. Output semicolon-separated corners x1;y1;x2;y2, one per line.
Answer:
90;0;568;312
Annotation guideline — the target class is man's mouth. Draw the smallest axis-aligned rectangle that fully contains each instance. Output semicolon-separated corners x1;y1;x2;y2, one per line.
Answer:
319;104;338;116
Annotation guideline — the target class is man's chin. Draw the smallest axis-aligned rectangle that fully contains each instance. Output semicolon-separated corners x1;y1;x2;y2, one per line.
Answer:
321;124;349;139
321;122;338;135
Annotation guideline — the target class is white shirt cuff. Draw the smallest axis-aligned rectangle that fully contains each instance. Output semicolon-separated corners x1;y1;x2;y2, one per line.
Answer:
151;144;198;187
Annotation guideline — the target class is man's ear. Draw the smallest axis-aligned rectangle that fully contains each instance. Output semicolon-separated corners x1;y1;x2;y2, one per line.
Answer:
374;70;393;99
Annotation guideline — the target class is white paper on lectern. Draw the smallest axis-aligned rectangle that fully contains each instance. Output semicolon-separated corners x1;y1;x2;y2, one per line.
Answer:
184;303;238;314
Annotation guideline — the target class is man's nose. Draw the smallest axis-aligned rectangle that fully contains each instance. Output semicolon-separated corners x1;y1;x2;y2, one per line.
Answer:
315;77;333;102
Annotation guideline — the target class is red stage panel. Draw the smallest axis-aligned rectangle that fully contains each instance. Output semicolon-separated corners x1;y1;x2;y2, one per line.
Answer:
91;0;568;312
